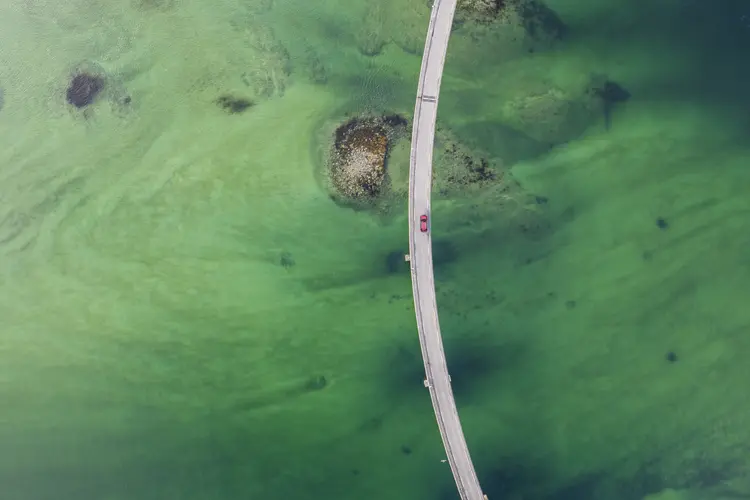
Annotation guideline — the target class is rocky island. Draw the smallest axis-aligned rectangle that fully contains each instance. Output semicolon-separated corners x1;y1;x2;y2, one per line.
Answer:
326;114;408;206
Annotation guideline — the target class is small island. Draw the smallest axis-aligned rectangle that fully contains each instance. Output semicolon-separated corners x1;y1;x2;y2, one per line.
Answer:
326;114;408;206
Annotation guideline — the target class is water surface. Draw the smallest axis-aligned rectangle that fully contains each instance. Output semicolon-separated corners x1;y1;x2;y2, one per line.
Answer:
1;0;750;499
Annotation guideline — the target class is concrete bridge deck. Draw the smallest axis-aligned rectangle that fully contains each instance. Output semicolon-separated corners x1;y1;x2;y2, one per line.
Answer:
407;1;487;499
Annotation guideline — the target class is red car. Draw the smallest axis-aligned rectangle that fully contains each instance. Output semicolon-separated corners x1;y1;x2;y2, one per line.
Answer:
419;214;429;232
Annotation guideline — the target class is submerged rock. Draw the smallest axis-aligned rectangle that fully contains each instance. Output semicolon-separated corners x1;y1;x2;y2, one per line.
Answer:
454;0;506;24
499;79;602;143
304;47;328;84
590;79;631;130
66;73;105;108
64;61;131;112
429;125;540;219
279;251;295;268
215;94;254;114
453;120;550;164
432;126;507;195
516;0;566;41
303;375;328;391
455;0;566;43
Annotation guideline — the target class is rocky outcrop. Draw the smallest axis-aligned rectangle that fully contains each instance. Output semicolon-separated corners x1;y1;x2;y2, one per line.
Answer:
432;126;511;196
454;0;505;24
429;126;545;223
455;0;566;44
330;122;388;199
327;115;408;204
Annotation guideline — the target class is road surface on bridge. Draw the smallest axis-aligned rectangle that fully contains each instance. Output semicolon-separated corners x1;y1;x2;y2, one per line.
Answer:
407;0;487;499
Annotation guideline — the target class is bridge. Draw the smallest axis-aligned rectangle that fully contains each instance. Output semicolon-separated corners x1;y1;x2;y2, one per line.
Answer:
407;1;487;500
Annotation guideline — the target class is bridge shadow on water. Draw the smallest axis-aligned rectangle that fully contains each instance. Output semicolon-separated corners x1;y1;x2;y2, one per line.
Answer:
379;326;529;407
382;238;461;276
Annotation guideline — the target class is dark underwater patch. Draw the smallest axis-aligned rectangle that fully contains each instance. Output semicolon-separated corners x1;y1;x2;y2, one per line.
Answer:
433;238;459;267
443;334;528;404
454;121;552;165
385;250;409;274
591;80;631;130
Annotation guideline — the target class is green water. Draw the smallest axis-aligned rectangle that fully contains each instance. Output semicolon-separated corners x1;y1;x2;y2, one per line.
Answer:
1;0;750;499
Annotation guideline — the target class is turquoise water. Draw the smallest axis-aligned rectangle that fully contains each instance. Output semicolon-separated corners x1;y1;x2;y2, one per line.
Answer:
1;0;750;499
